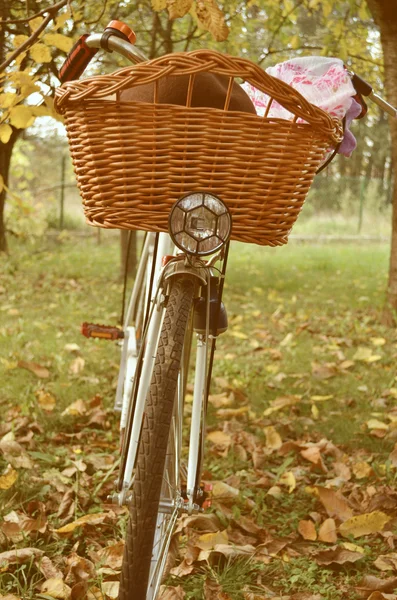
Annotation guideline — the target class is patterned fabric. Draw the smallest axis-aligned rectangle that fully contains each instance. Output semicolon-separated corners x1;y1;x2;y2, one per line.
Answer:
242;57;358;156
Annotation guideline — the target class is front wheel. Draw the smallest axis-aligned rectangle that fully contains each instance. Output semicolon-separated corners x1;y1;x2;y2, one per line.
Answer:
119;276;195;600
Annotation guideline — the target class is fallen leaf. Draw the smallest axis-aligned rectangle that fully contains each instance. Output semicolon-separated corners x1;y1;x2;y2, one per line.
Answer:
0;465;18;490
298;520;317;541
318;518;337;543
61;399;86;417
279;471;296;493
41;578;72;599
0;547;44;569
97;542;124;570
356;575;397;594
316;487;353;521
374;553;397;571
312;362;337;379
211;481;239;500
69;357;85;375
206;431;232;446
264;426;282;450
339;511;391;538
36;390;56;412
353;461;373;479
353;347;382;362
195;530;229;551
39;555;63;580
367;419;389;431
158;586;185;599
17;360;50;378
64;343;81;353
54;512;110;534
263;395;301;416
300;447;327;472
101;582;119;599
315;545;364;565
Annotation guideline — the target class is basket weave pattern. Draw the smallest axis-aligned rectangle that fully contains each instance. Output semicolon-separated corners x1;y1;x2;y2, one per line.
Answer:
55;50;343;246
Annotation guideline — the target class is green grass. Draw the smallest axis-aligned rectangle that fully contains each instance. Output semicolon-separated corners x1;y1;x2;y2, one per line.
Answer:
1;235;397;598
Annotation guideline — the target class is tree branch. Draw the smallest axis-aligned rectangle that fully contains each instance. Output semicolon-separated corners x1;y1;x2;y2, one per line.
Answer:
0;0;69;72
1;0;69;25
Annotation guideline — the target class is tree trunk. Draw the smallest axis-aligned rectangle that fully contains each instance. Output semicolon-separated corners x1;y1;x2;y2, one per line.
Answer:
0;128;20;253
120;230;137;279
366;0;397;324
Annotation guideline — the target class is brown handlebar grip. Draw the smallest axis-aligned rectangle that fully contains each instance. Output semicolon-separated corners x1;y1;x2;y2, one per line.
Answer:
58;34;98;83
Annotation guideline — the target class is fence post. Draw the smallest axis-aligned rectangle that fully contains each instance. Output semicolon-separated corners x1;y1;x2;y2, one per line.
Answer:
59;155;66;229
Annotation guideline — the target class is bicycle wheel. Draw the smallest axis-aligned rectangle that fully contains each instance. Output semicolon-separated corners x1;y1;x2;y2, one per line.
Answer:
119;276;196;600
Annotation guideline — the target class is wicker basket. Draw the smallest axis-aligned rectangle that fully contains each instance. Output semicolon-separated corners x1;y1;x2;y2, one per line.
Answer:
55;50;343;246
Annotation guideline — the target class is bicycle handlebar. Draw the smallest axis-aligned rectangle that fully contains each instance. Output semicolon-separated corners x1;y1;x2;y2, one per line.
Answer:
58;21;397;120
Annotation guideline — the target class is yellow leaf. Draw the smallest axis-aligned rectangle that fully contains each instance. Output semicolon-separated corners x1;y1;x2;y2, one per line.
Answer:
311;404;319;420
29;43;52;64
0;465;18;490
195;0;229;41
54;9;71;29
54;512;109;534
8;105;35;129
264;426;282;450
36;390;56;412
166;0;193;19
339;511;391;538
0;92;17;108
43;33;73;53
353;347;381;362
230;330;248;340
29;16;45;31
371;337;386;346
101;582;119;599
279;471;296;493
290;35;300;49
40;578;71;599
13;35;29;48
206;431;231;445
342;541;365;554
0;124;12;144
352;461;373;479
152;0;167;9
195;529;228;550
311;395;333;402
367;419;389;431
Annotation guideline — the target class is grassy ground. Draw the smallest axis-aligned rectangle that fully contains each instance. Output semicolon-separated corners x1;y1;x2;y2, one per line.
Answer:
1;234;397;600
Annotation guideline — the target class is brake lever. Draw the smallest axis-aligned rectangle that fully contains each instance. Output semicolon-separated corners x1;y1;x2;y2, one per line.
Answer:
349;71;397;118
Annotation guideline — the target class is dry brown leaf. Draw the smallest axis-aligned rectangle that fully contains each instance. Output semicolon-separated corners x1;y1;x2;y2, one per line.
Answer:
375;553;397;571
101;582;119;599
0;439;33;469
356;575;397;594
216;406;249;419
300;447;327;472
318;518;337;543
41;578;72;599
339;511;391;538
389;445;397;467
38;555;64;580
65;554;96;584
212;543;256;559
178;513;222;533
263;395;301;416
312;362;337;379
195;530;228;551
195;0;229;42
315;545;364;565
98;541;124;570
316;487;354;521
0;465;18;490
17;360;50;378
206;431;232;446
298;520;317;541
203;576;232;599
264;426;282;450
0;547;44;569
158;585;185;599
208;393;233;408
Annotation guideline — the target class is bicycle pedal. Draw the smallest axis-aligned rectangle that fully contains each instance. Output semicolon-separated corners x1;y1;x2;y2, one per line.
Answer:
81;322;124;340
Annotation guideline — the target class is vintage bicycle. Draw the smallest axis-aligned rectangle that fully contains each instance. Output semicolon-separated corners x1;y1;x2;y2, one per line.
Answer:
55;20;397;600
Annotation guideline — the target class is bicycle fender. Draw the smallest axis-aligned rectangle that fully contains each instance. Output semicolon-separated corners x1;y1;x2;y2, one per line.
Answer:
164;262;207;287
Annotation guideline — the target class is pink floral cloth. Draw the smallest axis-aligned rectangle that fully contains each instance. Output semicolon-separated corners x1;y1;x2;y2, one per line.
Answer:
242;57;358;156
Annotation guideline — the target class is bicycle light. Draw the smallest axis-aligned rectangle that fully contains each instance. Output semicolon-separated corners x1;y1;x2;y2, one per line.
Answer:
169;192;232;256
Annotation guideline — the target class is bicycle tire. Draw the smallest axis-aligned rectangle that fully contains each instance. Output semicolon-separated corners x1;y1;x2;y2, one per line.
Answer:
119;276;195;600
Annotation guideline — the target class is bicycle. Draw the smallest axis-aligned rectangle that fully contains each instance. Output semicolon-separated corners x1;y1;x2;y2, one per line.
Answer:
54;20;397;600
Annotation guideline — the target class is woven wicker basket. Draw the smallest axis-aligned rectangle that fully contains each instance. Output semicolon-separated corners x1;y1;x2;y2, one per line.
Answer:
55;50;343;246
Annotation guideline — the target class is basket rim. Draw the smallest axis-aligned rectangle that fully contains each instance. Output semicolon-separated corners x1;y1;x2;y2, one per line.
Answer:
55;49;343;145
